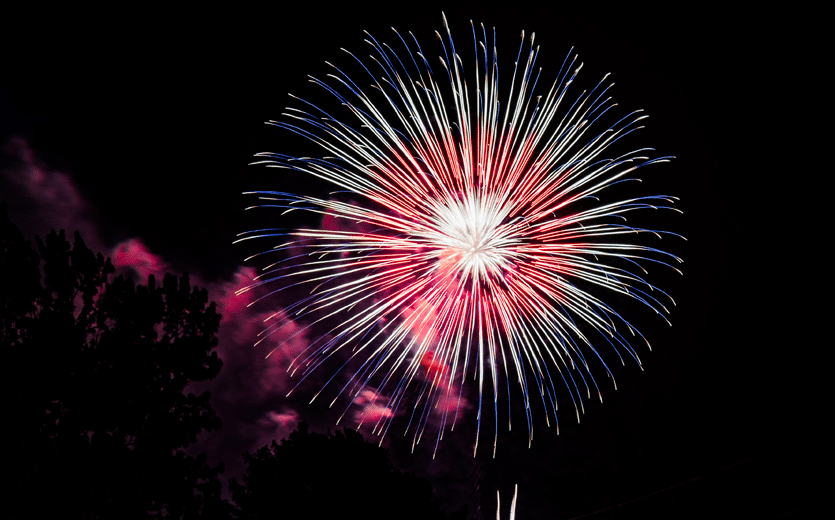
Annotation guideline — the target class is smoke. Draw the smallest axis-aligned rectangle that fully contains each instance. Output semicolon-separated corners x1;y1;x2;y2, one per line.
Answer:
1;137;105;253
1;137;476;507
0;137;314;487
111;239;170;282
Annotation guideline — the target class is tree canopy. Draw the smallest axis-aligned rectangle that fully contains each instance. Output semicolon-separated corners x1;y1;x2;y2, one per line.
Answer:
2;201;470;519
230;421;467;520
1;201;231;518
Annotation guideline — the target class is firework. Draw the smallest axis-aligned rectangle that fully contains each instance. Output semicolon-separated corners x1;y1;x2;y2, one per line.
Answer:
497;485;519;520
237;14;682;455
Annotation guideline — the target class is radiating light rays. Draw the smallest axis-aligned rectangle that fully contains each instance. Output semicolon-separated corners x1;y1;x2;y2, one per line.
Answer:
236;13;682;456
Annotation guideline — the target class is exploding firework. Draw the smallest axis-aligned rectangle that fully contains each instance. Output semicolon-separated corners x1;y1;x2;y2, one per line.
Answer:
237;14;682;455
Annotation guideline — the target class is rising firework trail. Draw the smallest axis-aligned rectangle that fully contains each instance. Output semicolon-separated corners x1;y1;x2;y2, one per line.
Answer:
497;485;519;520
237;13;683;456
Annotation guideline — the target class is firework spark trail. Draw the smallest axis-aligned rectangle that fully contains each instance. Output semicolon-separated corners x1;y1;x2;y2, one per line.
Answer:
497;485;519;520
236;13;683;456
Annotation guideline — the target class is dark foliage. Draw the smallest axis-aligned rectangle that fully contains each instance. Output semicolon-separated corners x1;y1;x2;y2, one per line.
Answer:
1;201;232;518
231;422;467;520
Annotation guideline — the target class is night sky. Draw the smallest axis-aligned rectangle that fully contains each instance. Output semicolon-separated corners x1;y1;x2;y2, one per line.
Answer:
2;4;829;518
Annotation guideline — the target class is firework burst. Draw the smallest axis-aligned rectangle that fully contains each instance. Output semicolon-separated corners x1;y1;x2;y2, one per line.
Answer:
237;14;682;456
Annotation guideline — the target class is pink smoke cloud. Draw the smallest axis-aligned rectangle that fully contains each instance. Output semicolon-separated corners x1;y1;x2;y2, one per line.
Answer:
2;141;476;495
255;409;301;448
2;139;321;486
111;238;169;282
2;137;105;253
208;267;310;396
353;388;394;428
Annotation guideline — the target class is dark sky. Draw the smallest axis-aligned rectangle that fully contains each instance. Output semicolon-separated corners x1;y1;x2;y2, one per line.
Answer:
2;4;829;518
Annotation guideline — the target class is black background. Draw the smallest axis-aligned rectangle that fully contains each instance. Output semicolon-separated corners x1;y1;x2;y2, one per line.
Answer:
2;3;828;518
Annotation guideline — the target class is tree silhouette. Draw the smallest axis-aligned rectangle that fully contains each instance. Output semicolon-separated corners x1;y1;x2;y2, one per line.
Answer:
231;422;468;520
1;201;232;519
